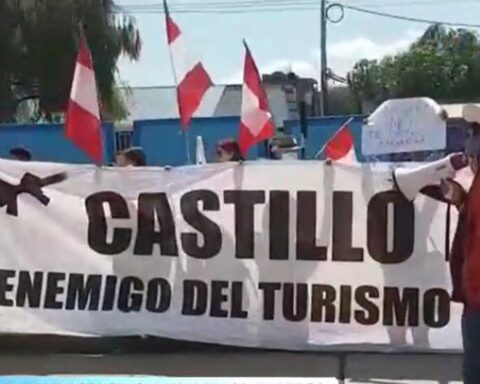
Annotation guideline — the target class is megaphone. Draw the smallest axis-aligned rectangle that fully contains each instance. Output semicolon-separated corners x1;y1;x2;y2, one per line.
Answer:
392;154;467;201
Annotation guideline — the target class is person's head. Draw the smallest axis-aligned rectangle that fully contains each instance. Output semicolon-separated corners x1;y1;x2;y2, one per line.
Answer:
10;148;31;162
465;122;480;174
216;139;243;162
116;147;146;167
467;155;479;174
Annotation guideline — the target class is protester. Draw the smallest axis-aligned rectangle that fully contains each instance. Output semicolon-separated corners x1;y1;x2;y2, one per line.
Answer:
428;124;480;384
216;139;244;162
268;142;281;160
9;148;32;162
116;147;146;167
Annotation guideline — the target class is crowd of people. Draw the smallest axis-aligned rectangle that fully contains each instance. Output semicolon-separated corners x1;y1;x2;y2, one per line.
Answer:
6;138;246;167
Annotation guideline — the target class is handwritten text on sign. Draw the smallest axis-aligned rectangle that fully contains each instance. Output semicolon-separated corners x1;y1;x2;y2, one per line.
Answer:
362;98;447;155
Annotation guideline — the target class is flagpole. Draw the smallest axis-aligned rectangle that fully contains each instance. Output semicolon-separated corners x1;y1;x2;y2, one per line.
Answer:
77;22;102;168
81;23;104;168
314;116;354;159
164;0;191;165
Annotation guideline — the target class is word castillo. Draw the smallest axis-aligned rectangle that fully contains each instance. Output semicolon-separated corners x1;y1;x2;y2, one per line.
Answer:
86;189;415;264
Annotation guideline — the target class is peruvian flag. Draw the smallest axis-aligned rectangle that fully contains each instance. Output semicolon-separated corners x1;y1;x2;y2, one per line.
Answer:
239;41;275;156
65;35;103;164
324;120;357;164
164;0;213;128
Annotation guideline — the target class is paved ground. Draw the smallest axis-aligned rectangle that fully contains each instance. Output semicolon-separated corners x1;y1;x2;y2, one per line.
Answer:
0;378;465;383
347;380;462;383
0;379;466;384
0;352;463;383
0;378;467;383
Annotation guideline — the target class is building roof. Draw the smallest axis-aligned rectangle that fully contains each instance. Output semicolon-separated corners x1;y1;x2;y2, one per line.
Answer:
441;103;480;120
122;84;293;126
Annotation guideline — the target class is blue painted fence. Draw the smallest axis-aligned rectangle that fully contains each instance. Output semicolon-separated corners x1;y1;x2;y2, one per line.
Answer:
132;117;266;166
0;123;115;164
285;115;465;162
0;116;466;165
284;115;365;160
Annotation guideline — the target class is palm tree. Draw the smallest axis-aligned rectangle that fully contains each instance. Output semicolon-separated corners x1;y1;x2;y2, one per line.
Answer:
0;0;141;122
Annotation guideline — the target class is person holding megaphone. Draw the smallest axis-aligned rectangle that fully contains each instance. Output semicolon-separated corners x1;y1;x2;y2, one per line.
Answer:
392;105;480;383
451;128;480;384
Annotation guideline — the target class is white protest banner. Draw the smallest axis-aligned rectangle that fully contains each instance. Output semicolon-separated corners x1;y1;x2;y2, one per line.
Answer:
0;159;462;351
362;98;447;156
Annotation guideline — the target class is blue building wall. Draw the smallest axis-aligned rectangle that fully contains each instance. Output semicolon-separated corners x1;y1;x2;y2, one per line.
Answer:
0;115;467;166
133;117;265;166
0;123;115;164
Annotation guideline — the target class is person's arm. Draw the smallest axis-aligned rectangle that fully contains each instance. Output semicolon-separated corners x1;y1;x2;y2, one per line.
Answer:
421;180;467;210
420;185;449;204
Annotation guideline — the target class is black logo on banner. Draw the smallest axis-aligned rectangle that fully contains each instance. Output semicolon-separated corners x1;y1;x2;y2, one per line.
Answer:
0;172;67;216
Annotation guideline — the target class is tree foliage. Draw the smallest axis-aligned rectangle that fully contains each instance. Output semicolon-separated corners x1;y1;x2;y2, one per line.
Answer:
0;0;141;123
348;24;480;112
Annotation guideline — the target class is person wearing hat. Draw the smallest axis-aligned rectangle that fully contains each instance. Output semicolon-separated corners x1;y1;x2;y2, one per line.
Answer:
9;148;31;162
116;147;146;167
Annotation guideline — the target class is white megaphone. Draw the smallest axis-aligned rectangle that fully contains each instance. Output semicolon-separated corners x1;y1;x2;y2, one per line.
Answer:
392;154;467;201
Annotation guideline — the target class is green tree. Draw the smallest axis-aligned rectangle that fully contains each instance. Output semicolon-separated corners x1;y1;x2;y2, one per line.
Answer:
0;1;21;122
348;24;480;112
0;0;141;123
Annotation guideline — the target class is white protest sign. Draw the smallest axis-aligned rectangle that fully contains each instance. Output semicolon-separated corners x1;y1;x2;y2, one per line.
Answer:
0;159;462;351
362;98;447;156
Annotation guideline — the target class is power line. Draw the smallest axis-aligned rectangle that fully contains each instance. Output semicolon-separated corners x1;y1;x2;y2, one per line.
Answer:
119;0;480;9
117;7;316;14
118;0;318;13
115;0;480;28
349;0;480;8
340;3;480;28
120;0;317;10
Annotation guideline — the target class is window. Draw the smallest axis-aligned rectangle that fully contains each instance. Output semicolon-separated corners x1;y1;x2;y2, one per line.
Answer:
115;131;133;153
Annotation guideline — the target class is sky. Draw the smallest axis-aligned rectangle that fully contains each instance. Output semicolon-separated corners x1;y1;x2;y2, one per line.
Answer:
116;0;480;87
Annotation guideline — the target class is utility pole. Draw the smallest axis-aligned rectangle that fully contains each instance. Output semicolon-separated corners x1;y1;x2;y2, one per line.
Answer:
320;0;328;116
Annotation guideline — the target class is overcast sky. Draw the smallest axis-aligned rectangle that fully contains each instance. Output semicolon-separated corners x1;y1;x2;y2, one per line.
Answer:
116;0;480;86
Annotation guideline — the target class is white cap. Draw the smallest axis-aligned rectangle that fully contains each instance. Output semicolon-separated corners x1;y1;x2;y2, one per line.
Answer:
462;104;480;124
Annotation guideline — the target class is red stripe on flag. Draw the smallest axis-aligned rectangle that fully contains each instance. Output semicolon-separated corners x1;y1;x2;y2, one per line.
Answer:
65;35;103;164
238;119;275;156
65;100;103;163
177;62;213;127
76;36;94;70
243;46;269;111
325;125;354;161
166;15;181;44
239;42;275;156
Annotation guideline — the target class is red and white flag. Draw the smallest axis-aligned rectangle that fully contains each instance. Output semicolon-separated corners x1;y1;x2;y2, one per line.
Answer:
65;35;103;164
324;120;357;164
164;0;213;128
239;41;275;156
